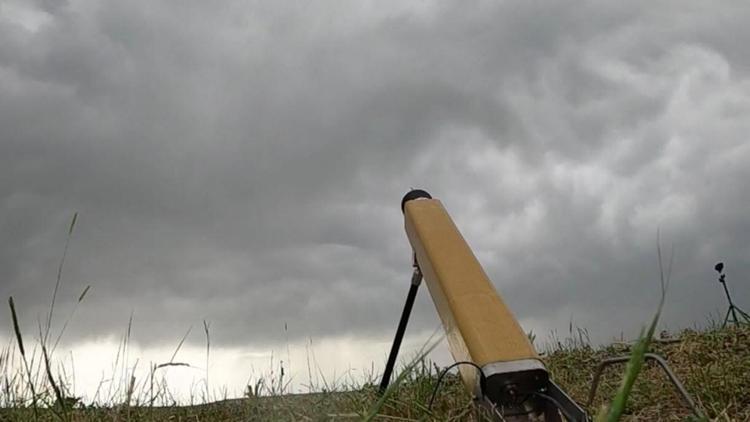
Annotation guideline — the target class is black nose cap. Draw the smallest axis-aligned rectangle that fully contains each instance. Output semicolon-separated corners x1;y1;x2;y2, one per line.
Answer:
401;189;432;213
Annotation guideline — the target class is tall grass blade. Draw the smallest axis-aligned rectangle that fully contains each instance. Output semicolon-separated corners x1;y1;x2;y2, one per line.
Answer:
52;285;93;353
169;326;192;364
9;298;25;358
42;345;66;421
9;296;38;420
78;285;91;303
203;320;210;401
597;238;672;422
46;212;78;345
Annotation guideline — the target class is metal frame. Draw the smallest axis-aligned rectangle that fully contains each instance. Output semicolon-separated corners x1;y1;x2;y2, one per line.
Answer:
586;353;703;418
718;273;750;327
714;263;750;327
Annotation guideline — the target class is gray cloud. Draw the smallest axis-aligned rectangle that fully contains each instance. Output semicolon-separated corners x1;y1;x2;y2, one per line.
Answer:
1;0;749;352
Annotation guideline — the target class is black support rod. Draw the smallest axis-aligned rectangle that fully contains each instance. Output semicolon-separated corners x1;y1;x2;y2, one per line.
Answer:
378;267;422;394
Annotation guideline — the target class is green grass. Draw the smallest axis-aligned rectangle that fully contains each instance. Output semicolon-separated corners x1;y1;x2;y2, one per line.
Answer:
547;325;749;421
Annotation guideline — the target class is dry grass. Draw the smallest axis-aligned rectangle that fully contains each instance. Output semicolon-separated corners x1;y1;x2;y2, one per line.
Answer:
546;325;750;421
1;325;748;421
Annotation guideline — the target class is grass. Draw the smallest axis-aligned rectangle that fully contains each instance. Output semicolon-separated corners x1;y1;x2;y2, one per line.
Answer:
2;216;748;420
1;325;748;421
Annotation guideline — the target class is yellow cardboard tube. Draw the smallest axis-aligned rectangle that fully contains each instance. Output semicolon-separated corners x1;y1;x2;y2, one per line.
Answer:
404;198;541;391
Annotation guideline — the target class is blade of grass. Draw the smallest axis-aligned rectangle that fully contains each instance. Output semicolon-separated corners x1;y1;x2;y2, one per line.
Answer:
9;298;25;358
597;236;673;422
203;319;210;401
169;326;192;364
45;212;78;345
78;285;91;303
51;285;92;354
9;296;38;421
41;345;66;421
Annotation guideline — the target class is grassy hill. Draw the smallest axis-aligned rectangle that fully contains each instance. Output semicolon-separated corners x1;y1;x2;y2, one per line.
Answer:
1;324;747;421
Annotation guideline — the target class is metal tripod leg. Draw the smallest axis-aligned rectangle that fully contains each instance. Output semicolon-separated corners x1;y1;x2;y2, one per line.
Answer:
737;307;750;322
724;306;734;327
378;266;422;394
724;305;750;327
586;353;703;419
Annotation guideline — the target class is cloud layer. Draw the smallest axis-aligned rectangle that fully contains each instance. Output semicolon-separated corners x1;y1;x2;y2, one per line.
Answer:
2;0;749;356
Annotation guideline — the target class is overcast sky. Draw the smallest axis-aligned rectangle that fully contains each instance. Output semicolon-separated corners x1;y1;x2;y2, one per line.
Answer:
2;0;750;400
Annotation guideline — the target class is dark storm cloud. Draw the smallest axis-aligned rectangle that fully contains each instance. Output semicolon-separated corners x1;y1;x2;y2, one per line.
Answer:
1;0;749;349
